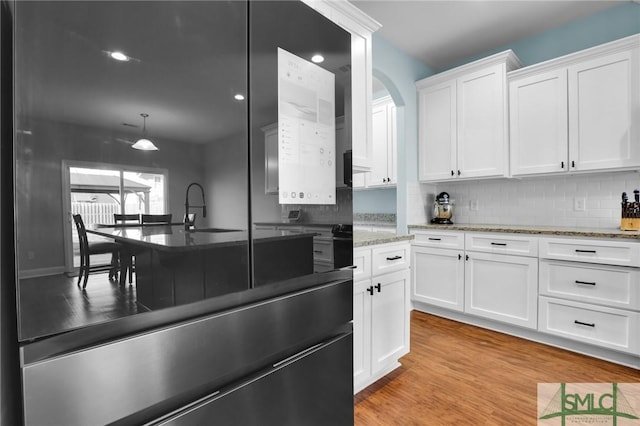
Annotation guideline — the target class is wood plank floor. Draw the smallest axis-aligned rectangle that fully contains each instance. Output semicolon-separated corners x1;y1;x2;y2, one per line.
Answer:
18;272;145;341
355;310;640;425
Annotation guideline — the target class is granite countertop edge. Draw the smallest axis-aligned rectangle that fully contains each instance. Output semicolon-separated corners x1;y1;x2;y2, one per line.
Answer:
408;223;640;240
353;231;414;248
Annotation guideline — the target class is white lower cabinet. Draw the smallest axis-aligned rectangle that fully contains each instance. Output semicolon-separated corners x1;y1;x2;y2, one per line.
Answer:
411;229;640;367
412;245;464;311
539;296;639;354
353;242;410;394
464;251;538;329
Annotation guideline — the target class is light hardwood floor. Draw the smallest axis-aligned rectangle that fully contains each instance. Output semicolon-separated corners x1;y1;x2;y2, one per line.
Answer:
355;310;640;425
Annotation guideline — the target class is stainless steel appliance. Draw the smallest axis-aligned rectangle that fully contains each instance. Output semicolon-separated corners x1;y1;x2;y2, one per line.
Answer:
332;224;353;269
2;1;354;424
431;191;454;224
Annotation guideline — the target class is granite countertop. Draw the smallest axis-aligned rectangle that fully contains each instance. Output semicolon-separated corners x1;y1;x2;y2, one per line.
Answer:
354;230;414;247
88;225;315;252
408;223;640;240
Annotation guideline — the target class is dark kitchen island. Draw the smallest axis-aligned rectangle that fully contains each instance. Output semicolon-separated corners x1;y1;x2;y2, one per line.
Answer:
88;225;315;310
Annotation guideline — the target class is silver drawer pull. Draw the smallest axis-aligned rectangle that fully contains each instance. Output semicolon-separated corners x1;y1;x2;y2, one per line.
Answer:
574;320;595;328
386;255;402;261
428;237;441;241
490;242;507;246
575;280;596;286
313;250;323;254
575;249;596;253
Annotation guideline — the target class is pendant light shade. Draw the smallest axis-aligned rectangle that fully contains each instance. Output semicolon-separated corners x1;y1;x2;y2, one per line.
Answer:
132;113;159;151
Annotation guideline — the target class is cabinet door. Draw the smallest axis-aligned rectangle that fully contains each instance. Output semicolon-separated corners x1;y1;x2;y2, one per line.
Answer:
457;63;507;178
418;81;457;181
568;49;640;171
509;68;568;176
412;246;464;311
264;125;278;194
370;270;409;373
353;279;372;392
464;252;538;329
368;101;391;187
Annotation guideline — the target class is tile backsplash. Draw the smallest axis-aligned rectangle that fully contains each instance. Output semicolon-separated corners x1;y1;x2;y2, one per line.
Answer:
409;171;640;229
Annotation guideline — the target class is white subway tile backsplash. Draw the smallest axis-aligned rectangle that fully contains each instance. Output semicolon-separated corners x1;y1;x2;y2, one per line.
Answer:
412;171;639;229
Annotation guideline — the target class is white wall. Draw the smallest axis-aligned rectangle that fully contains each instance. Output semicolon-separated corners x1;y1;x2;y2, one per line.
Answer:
409;171;639;229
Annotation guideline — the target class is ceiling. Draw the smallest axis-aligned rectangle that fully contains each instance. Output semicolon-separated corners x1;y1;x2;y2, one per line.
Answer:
353;0;629;71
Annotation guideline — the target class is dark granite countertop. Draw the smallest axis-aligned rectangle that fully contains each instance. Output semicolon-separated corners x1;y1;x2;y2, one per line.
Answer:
88;225;315;252
408;223;640;240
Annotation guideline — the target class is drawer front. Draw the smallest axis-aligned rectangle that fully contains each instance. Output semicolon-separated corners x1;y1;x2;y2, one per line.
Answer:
538;296;639;354
540;260;640;310
353;248;372;280
304;226;333;238
465;233;538;257
539;237;640;267
372;243;410;276
312;238;334;263
411;231;464;249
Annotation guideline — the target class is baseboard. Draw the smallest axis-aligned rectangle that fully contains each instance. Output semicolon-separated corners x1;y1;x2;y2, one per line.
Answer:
19;266;66;279
354;361;402;394
412;301;640;370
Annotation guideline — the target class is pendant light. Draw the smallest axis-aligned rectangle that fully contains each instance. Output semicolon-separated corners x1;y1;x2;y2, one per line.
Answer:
131;113;159;151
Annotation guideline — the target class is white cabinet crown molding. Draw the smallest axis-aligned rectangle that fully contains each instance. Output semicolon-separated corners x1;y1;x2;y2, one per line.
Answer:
508;33;640;79
416;49;522;89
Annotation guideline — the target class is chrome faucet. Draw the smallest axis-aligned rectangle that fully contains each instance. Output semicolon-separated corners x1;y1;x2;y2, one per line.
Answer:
184;182;207;229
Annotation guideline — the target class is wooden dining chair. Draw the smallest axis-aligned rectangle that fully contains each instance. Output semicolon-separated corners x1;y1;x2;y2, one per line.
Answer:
114;213;140;225
73;214;121;289
113;213;140;285
141;213;172;224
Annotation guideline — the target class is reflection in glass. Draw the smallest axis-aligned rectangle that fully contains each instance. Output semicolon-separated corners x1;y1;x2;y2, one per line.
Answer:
15;1;248;341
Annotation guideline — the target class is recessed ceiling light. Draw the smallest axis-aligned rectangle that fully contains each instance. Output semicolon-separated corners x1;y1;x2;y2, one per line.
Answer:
110;51;130;62
234;93;245;101
311;54;324;64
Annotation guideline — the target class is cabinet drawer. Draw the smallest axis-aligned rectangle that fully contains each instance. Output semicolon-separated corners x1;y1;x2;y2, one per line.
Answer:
372;243;410;276
411;231;464;249
465;233;538;257
540;260;640;310
353;248;372;280
539;237;640;267
312;238;333;263
538;296;639;354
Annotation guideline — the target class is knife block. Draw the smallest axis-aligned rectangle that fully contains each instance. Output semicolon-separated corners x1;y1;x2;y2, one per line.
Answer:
620;217;640;231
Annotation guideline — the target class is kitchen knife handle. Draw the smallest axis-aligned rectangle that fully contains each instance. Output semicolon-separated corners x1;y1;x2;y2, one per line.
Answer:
574;320;595;328
575;280;596;286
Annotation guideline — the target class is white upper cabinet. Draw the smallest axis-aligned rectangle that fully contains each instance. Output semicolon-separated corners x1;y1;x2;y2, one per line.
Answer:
509;35;640;177
302;0;381;173
359;96;397;188
417;51;521;182
417;80;456;181
509;68;568;175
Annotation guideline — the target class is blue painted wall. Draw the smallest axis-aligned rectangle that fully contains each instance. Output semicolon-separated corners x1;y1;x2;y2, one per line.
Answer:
354;2;640;231
352;34;432;231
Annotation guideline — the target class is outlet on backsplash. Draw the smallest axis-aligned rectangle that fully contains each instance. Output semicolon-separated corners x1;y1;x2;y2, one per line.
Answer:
573;197;586;212
469;199;479;211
